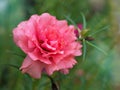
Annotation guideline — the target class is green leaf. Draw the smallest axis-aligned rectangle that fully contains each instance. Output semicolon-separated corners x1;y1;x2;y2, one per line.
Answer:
83;39;87;61
81;13;87;29
89;25;110;36
86;41;107;55
64;15;77;28
6;50;25;58
8;64;19;69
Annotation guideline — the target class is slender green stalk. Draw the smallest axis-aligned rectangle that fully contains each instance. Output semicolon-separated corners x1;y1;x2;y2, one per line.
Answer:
89;25;110;36
86;41;107;55
81;13;87;29
64;15;77;28
83;39;87;61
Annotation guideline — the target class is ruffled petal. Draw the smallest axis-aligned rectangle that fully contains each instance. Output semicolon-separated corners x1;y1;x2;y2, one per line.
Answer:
60;69;69;74
45;56;77;75
20;56;44;79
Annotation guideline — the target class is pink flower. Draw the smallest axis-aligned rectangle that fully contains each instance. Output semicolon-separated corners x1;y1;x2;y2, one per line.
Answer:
77;24;83;30
13;13;82;79
74;24;83;37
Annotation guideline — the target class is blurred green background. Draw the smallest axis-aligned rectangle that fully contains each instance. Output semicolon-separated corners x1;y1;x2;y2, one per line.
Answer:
0;0;120;90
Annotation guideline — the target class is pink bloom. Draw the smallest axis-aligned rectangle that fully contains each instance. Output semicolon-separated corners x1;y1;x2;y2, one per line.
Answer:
77;24;83;30
13;13;82;79
74;24;83;37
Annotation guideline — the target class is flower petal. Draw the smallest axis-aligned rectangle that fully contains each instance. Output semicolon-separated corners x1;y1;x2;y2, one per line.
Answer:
20;56;44;79
45;56;77;75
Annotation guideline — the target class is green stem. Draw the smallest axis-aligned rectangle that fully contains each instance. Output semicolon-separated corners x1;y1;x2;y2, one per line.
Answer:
81;13;87;29
86;41;107;55
83;39;87;61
